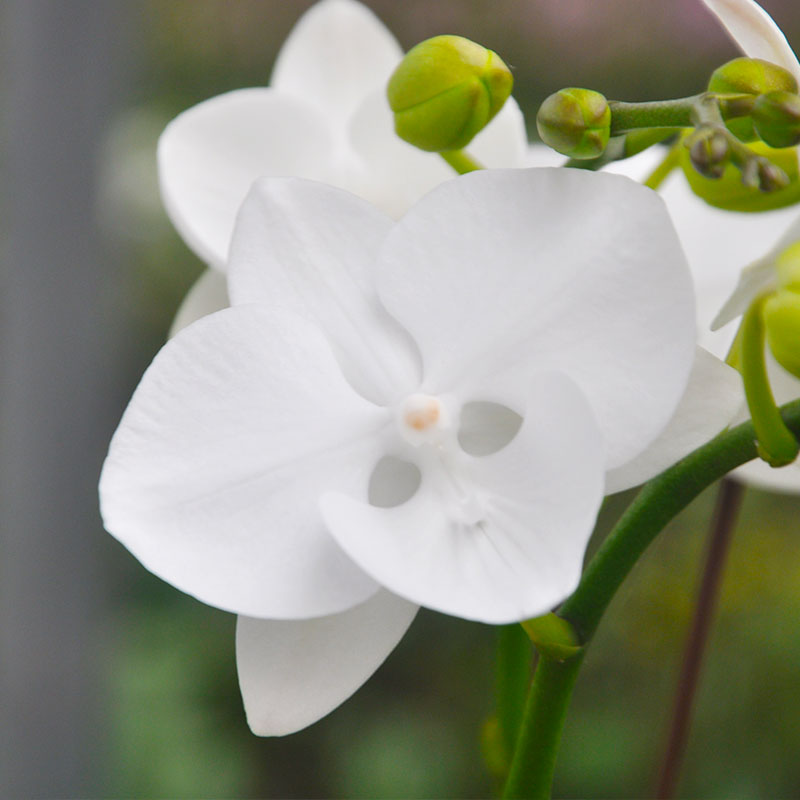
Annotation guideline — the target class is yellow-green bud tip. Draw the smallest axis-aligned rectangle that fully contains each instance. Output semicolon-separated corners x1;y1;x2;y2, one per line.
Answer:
709;58;799;141
536;88;611;160
387;34;513;153
709;57;799;97
753;90;800;149
765;241;800;380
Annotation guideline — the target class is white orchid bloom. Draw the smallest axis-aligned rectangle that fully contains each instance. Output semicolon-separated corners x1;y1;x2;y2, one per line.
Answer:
161;0;528;332
101;168;697;734
152;0;527;740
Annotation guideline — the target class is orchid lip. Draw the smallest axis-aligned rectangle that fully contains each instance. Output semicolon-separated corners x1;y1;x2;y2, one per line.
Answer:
396;392;454;446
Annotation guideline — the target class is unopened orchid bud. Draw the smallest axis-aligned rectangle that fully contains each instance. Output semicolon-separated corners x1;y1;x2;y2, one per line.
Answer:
678;136;800;211
536;88;611;159
775;241;800;292
687;128;730;179
752;91;800;148
387;35;513;152
709;57;798;96
764;291;800;379
709;57;798;141
764;242;800;379
741;156;791;192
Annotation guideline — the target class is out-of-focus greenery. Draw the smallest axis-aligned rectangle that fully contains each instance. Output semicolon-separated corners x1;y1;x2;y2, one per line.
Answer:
100;2;800;797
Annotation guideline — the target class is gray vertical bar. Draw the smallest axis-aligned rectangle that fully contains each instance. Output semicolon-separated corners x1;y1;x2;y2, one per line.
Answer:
1;2;133;795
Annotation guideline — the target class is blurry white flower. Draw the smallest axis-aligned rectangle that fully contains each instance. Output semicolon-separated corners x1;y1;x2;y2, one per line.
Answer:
101;167;697;733
160;0;529;332
701;0;800;83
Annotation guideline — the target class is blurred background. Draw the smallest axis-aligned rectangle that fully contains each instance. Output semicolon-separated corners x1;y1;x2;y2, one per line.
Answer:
3;1;800;797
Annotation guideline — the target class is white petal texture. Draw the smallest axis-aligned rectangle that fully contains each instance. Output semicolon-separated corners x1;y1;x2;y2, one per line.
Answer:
101;305;388;619
376;168;696;470
606;347;744;493
158;90;333;269
322;373;605;624
237;591;417;736
169;268;229;337
228;177;421;405
701;0;800;81
271;0;403;124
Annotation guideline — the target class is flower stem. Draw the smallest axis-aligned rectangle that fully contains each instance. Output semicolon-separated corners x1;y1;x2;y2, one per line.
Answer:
501;399;800;800
496;624;534;761
609;97;698;136
740;296;800;465
644;143;681;191
655;477;744;799
501;652;584;799
440;148;484;174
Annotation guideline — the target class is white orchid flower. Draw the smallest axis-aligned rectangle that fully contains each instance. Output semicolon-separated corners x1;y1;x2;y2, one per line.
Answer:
162;0;528;333
101;168;697;734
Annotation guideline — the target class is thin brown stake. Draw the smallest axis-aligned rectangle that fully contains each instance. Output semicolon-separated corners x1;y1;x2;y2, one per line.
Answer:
655;477;744;799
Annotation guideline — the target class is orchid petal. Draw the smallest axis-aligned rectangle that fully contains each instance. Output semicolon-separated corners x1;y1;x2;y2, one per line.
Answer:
228;177;421;405
237;590;417;736
158;89;333;269
271;0;402;124
321;373;605;624
712;213;800;329
701;0;800;81
100;305;388;619
376;168;696;469
169;269;229;337
347;93;528;219
606;347;744;493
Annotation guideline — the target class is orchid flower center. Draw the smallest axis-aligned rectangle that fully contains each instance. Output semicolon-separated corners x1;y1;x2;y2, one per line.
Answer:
397;393;452;446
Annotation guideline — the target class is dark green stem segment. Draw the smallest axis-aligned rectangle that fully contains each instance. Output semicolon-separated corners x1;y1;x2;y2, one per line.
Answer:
501;399;800;800
496;624;534;760
502;653;584;799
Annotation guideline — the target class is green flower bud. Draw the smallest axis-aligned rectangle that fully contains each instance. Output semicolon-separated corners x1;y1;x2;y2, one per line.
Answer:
536;88;611;159
709;57;798;141
752;90;800;148
775;241;800;292
686;128;730;179
764;291;800;379
764;242;800;380
678;135;800;211
387;35;513;152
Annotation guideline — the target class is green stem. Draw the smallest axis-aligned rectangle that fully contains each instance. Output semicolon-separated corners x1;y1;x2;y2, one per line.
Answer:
644;143;681;190
496;624;535;762
609;97;698;136
501;399;800;799
440;148;484;174
740;296;800;465
502;653;585;799
609;92;753;137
